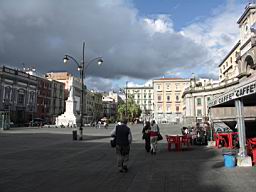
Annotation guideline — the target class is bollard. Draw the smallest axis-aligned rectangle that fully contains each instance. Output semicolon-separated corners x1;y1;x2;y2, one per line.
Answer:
72;130;77;140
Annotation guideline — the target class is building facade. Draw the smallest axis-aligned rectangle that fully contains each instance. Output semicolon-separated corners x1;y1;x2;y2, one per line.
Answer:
126;86;154;121
153;78;190;123
218;41;241;82
46;72;103;124
183;3;256;127
0;66;37;126
182;77;239;126
102;95;117;120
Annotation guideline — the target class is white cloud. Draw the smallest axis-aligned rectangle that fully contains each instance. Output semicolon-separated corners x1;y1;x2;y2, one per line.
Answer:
144;15;174;34
180;1;244;77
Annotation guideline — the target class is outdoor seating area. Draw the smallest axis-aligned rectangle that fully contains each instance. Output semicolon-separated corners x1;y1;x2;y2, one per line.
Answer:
214;130;256;166
247;137;256;165
214;132;239;149
165;135;191;152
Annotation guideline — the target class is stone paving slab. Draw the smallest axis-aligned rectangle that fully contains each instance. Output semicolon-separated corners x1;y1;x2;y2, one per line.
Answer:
1;124;256;192
0;131;256;192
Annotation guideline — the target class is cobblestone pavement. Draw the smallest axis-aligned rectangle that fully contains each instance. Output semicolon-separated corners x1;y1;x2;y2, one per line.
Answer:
0;124;255;192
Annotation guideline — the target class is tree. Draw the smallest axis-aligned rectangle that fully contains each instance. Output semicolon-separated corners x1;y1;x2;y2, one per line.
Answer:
117;96;142;121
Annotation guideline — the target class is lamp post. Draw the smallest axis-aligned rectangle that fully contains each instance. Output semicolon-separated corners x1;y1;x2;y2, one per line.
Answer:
64;42;103;140
125;81;128;118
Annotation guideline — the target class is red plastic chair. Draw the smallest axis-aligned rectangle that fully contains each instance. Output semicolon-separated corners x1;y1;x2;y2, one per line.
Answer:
181;135;191;148
166;135;177;151
247;138;256;165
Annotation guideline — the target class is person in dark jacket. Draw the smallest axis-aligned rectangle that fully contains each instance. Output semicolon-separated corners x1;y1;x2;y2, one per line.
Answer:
142;121;151;152
111;118;132;173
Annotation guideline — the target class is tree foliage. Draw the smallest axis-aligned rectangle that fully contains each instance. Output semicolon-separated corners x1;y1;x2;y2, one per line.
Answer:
117;96;141;121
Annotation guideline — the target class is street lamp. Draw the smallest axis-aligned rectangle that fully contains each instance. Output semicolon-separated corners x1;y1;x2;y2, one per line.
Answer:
125;81;128;118
63;42;103;140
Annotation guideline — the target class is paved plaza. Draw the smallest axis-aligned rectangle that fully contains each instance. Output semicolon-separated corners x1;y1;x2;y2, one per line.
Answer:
0;124;256;192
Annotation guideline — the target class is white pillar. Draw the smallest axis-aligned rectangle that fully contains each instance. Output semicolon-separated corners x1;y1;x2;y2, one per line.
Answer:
235;99;247;157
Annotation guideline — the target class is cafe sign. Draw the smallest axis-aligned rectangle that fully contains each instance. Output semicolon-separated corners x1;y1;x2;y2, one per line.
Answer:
208;80;256;107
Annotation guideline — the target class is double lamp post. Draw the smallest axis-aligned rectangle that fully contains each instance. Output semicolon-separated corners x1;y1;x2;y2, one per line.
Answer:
64;42;103;140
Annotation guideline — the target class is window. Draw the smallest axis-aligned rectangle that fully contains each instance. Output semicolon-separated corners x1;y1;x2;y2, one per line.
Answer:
197;109;202;116
175;83;180;90
167;95;170;102
144;100;146;104
197;98;202;106
144;94;146;99
207;97;211;101
29;92;35;103
230;57;232;63
167;105;171;112
158;95;161;101
18;94;25;105
166;84;170;90
148;94;151;99
157;85;161;90
176;106;179;112
176;95;179;101
4;86;11;100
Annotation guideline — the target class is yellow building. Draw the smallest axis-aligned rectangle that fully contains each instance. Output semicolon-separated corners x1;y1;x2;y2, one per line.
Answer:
153;78;190;123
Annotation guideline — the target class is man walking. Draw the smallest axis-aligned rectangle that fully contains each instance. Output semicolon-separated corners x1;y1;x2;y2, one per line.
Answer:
111;118;132;173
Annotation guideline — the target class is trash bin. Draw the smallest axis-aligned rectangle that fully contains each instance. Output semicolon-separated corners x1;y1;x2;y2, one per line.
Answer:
222;149;237;168
72;130;77;140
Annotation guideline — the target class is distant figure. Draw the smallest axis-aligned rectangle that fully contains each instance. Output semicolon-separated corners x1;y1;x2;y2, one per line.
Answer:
98;121;101;129
104;121;108;129
142;121;151;152
111;118;132;173
149;120;160;155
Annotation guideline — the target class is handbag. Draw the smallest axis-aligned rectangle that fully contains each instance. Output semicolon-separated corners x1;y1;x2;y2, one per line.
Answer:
157;133;163;141
110;137;116;148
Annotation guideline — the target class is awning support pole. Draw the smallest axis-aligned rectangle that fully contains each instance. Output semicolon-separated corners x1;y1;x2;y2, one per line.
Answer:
235;99;247;157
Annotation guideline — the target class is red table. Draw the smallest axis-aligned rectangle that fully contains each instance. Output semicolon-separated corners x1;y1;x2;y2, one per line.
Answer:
214;132;238;149
166;135;191;151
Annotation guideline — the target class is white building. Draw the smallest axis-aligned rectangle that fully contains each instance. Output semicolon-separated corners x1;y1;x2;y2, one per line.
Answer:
125;85;154;121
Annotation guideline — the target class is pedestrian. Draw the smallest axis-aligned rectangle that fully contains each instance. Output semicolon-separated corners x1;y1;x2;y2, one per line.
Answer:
104;121;108;129
98;121;101;129
149;120;160;155
142;121;151;152
111;118;132;173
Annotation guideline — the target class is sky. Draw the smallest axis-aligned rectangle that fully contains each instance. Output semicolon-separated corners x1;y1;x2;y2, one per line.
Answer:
0;0;248;91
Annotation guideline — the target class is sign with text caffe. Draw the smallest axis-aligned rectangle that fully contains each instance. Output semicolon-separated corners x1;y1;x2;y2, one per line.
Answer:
208;80;256;107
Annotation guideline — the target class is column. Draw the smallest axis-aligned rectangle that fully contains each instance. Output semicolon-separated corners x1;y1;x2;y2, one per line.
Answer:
235;99;247;157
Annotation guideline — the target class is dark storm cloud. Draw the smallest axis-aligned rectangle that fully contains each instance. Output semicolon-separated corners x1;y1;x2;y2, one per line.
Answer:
0;0;212;81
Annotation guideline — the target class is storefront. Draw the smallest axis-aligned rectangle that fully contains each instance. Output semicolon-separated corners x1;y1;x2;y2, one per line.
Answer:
208;75;256;166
